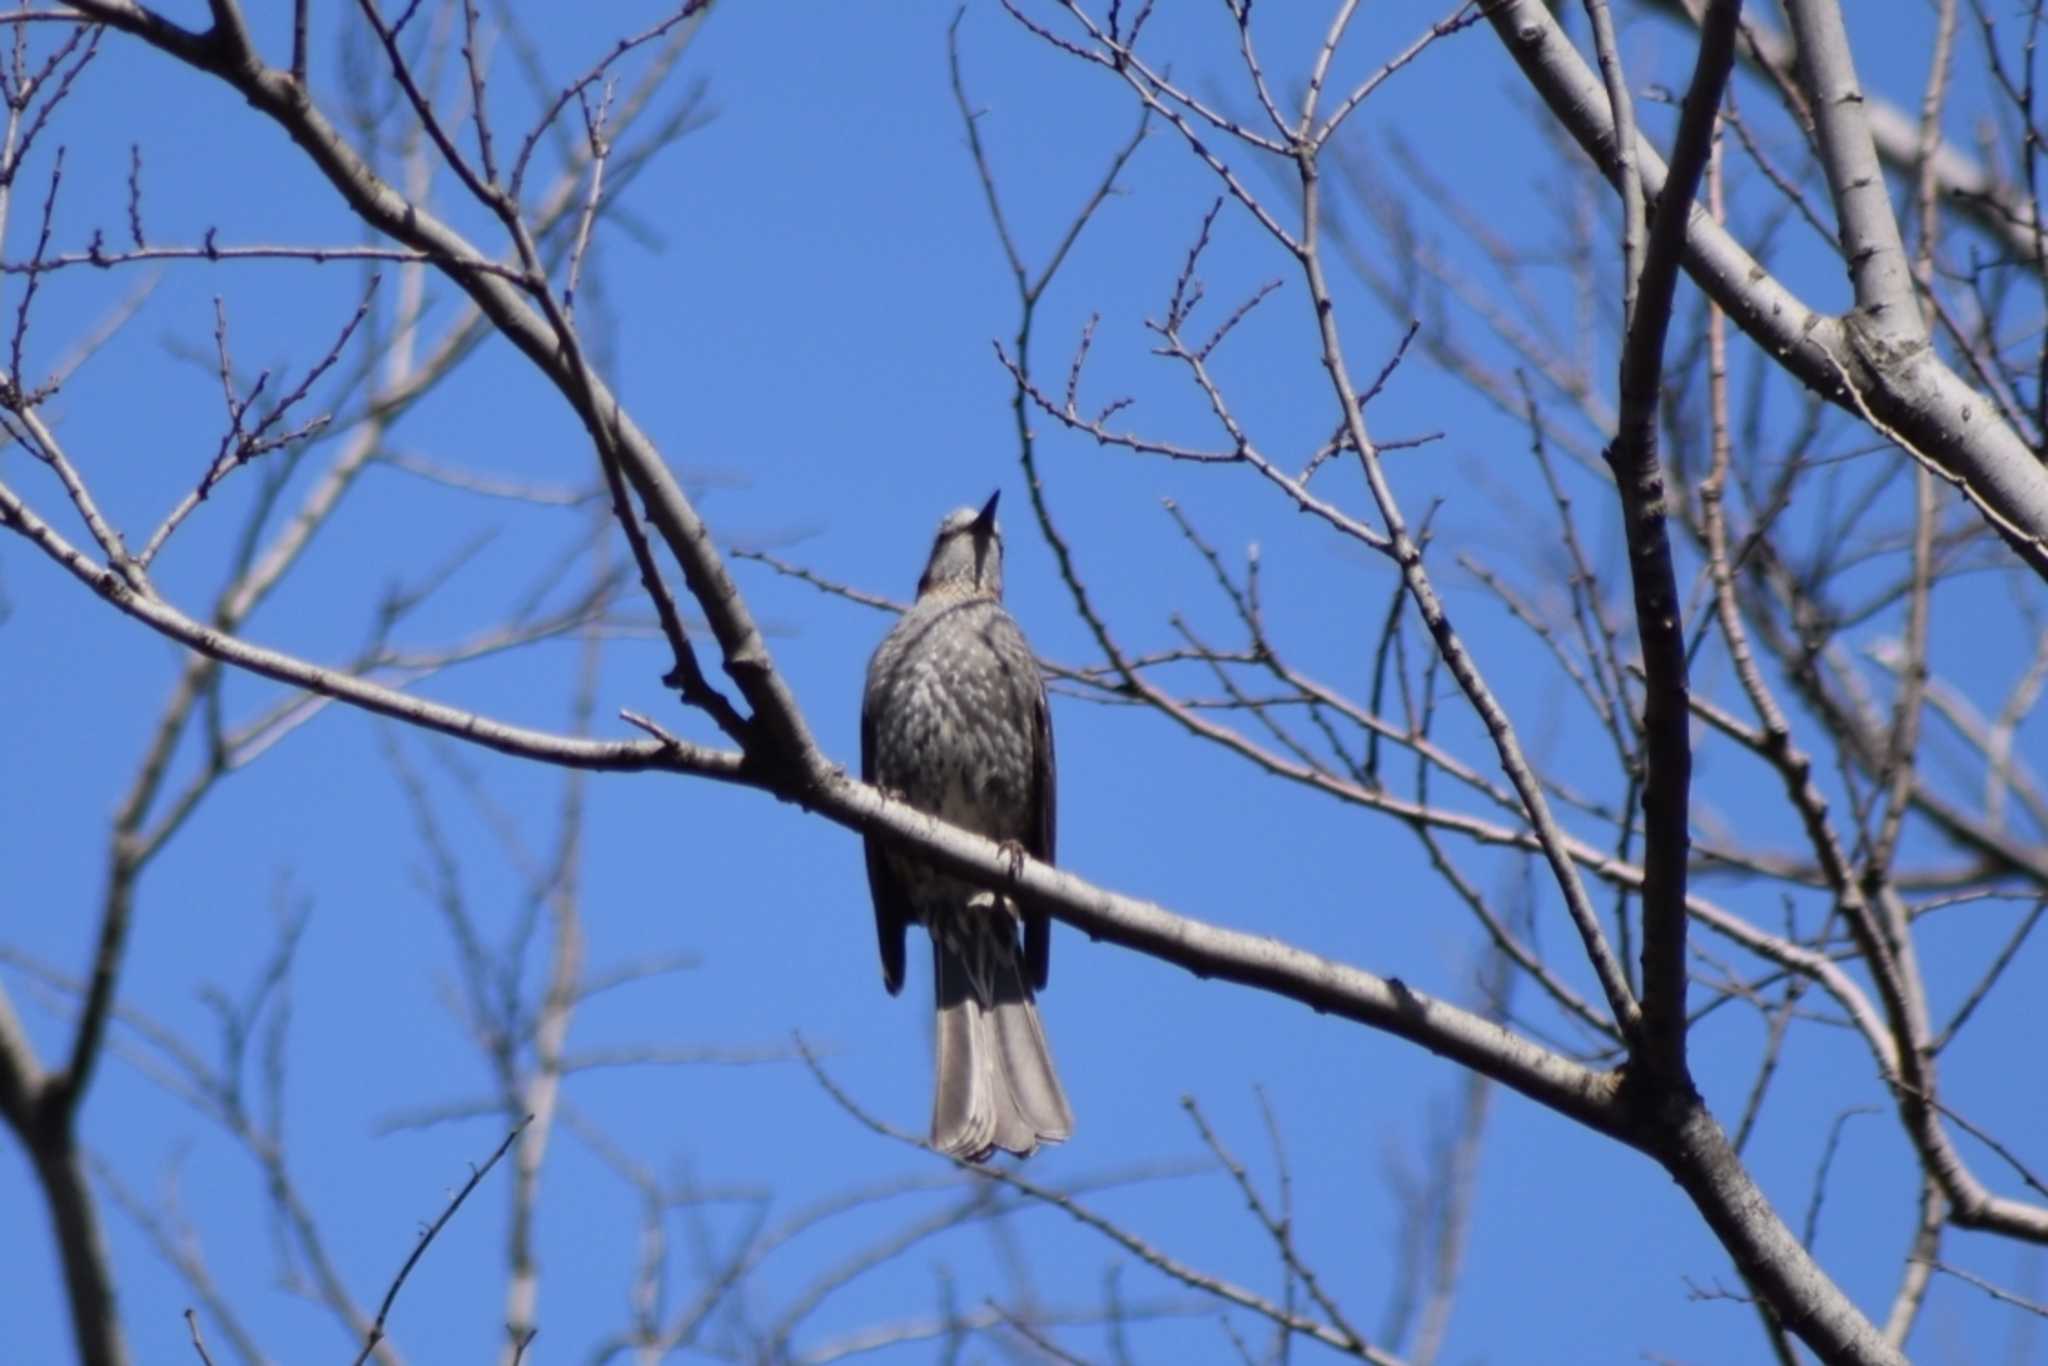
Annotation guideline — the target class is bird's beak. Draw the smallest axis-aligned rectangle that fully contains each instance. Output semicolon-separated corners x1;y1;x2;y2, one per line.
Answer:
973;490;1000;535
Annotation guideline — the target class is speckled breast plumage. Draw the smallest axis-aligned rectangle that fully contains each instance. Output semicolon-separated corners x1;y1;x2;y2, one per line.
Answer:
863;588;1040;914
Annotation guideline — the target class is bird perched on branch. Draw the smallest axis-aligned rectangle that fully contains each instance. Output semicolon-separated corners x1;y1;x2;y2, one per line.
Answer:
861;491;1073;1161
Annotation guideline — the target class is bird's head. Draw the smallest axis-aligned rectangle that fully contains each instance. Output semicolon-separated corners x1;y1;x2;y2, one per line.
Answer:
916;491;1005;599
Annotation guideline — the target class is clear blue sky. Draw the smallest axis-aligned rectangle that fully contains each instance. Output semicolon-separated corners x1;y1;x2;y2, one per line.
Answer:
3;2;2038;1362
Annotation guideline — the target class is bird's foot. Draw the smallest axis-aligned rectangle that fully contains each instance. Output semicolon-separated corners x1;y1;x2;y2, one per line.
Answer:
997;838;1028;880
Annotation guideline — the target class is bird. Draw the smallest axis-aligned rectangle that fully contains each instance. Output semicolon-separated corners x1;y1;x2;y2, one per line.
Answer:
861;491;1074;1162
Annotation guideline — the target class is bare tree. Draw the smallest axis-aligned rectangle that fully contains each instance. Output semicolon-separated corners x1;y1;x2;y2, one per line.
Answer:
3;2;2045;1364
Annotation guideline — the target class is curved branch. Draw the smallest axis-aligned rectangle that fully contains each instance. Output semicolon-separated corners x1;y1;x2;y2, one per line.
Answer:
0;476;740;779
1486;0;2048;578
59;0;819;768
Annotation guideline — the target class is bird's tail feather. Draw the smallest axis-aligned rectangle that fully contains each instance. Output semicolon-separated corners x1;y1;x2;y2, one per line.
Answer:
931;903;1073;1162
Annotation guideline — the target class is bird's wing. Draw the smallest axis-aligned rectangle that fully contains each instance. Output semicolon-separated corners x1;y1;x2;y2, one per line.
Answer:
1024;663;1056;991
862;690;911;996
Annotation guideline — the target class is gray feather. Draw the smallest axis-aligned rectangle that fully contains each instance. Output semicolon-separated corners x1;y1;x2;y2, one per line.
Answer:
930;911;1072;1161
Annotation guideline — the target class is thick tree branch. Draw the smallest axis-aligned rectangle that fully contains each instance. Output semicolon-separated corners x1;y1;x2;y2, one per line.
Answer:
1485;0;2048;578
2;456;1630;1157
1782;0;1918;328
1641;0;2041;265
